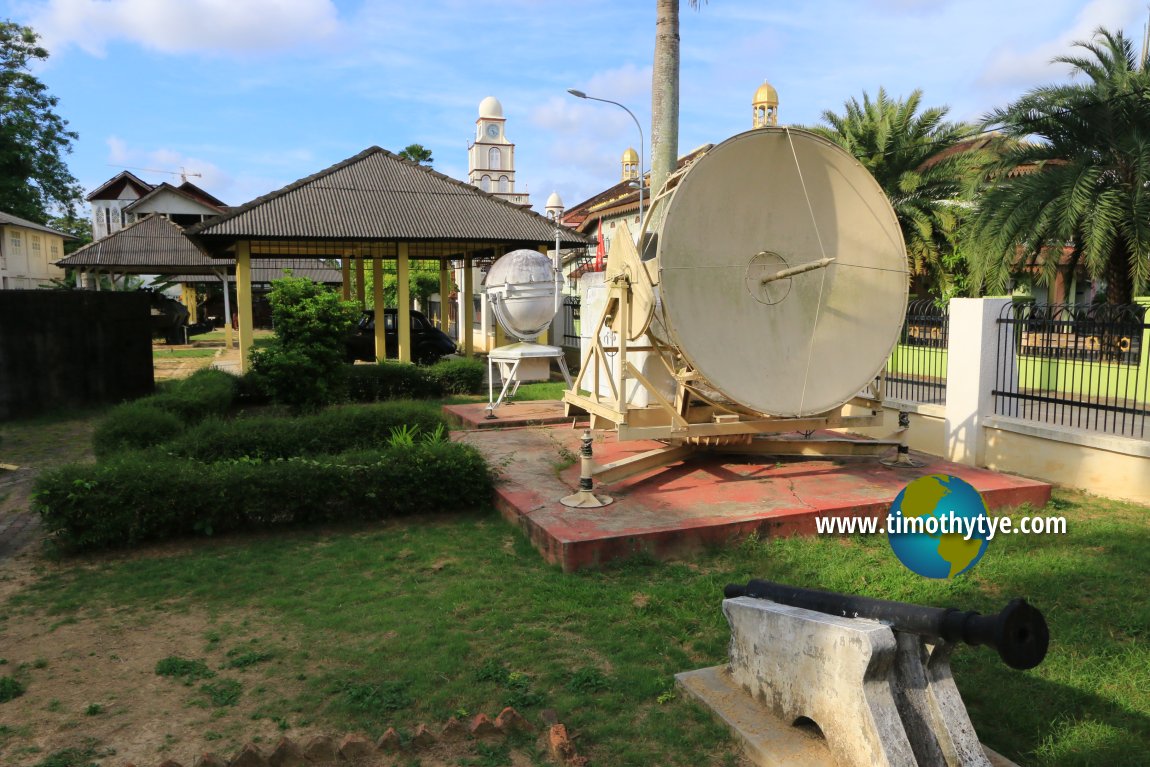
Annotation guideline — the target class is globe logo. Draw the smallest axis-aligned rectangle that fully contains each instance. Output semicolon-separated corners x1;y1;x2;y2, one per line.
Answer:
887;474;991;579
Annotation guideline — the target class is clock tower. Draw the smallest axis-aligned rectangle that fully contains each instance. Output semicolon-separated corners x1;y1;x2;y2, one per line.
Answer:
468;96;529;206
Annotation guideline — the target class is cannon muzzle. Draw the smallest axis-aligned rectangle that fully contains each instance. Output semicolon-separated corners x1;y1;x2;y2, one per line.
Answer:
724;579;1049;670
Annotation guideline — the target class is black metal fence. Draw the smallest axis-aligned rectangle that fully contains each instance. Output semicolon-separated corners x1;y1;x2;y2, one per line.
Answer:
994;302;1149;438
561;295;581;347
885;299;949;405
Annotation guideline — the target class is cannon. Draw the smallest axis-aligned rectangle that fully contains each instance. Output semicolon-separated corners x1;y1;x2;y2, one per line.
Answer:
675;579;1048;766
724;579;1049;671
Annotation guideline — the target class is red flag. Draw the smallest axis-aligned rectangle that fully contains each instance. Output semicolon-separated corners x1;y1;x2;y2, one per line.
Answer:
595;219;605;271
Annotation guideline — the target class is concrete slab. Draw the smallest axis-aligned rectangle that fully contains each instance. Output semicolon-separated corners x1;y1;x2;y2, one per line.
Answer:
453;401;1052;572
676;665;1021;767
443;400;584;430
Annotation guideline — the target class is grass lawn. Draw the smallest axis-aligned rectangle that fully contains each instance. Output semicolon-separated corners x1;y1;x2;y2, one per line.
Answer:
1;486;1147;766
443;381;576;406
152;348;219;359
2;395;1149;766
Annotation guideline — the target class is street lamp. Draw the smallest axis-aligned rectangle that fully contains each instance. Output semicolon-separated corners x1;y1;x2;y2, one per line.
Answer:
567;88;645;235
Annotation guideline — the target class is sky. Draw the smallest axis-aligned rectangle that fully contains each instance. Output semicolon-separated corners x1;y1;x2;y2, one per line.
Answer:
4;0;1149;216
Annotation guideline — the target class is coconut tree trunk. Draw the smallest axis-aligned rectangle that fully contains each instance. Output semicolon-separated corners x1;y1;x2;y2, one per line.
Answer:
651;0;680;197
1104;236;1134;305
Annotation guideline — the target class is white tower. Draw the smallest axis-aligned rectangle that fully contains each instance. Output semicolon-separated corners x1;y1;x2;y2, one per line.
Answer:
545;191;564;221
468;96;529;206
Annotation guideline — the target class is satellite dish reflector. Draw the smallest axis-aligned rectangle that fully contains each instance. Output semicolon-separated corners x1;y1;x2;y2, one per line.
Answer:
483;249;561;342
650;127;908;417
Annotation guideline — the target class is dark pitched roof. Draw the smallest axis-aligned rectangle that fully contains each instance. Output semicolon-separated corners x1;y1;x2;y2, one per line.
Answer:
55;214;223;274
124;182;227;214
177;181;228;209
185;146;588;250
168;260;342;285
562;144;712;232
0;210;76;238
86;170;154;202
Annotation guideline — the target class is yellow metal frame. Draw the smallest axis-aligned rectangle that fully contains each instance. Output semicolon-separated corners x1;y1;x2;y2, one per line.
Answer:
562;260;887;480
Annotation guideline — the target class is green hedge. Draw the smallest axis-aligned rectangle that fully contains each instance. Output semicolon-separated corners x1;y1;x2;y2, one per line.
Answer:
34;442;493;553
346;363;437;401
93;369;239;459
165;403;446;462
147;368;238;423
427;358;485;395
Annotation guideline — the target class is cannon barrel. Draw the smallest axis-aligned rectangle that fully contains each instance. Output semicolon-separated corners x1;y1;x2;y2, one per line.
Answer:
724;579;1049;670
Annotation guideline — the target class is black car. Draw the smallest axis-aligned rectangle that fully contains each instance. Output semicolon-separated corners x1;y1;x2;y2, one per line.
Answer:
345;308;457;365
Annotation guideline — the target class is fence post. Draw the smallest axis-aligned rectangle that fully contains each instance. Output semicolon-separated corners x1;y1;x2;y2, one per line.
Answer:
1137;296;1150;388
944;297;1012;466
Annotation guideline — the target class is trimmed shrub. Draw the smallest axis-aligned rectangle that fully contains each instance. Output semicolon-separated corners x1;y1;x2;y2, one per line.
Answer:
92;369;239;459
345;363;442;402
165;402;446;462
147;368;238;423
427;358;485;395
249;277;359;413
92;402;185;459
33;441;493;553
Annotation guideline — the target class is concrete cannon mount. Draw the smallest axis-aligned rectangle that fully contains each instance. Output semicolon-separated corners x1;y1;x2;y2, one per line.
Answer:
446;401;1051;573
675;598;1023;767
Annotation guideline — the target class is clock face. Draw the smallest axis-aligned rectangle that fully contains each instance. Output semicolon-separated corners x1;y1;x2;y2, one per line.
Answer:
486;124;499;139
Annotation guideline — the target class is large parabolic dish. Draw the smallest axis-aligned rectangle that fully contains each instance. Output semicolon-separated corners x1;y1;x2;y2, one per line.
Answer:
650;127;909;418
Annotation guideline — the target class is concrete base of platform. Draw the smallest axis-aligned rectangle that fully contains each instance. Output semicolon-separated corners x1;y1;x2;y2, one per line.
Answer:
675;666;1021;767
443;400;584;430
452;401;1053;572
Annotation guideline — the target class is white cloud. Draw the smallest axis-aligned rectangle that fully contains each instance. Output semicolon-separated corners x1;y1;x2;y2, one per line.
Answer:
980;0;1145;86
30;0;340;56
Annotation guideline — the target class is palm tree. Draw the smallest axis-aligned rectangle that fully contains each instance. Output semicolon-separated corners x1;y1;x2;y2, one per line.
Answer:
650;1;703;197
970;27;1150;304
807;88;988;298
397;144;434;167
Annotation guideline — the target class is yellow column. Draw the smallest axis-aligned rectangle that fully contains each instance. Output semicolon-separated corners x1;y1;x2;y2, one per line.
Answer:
463;255;474;357
340;257;351;301
537;244;550;345
397;243;411;363
372;256;386;362
438;261;450;330
356;256;367;309
181;283;199;324
236;241;254;373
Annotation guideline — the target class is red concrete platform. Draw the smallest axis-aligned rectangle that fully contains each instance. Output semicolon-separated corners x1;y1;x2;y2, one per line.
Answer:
452;402;1053;572
443;400;584;430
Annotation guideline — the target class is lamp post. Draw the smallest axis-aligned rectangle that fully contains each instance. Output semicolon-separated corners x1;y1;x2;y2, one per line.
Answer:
567;88;645;235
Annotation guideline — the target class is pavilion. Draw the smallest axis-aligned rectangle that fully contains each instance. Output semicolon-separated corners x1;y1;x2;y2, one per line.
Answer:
185;146;588;372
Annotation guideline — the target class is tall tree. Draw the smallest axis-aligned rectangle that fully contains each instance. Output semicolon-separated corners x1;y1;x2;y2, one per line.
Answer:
650;0;680;197
397;143;434;167
0;21;83;223
807;88;988;299
48;211;91;254
970;27;1150;304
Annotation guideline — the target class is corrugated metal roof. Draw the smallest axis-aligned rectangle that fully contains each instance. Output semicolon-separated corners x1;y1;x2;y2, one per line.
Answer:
0;210;75;238
86;170;154;202
562;144;712;232
168;260;342;284
55;214;224;273
186;146;589;250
